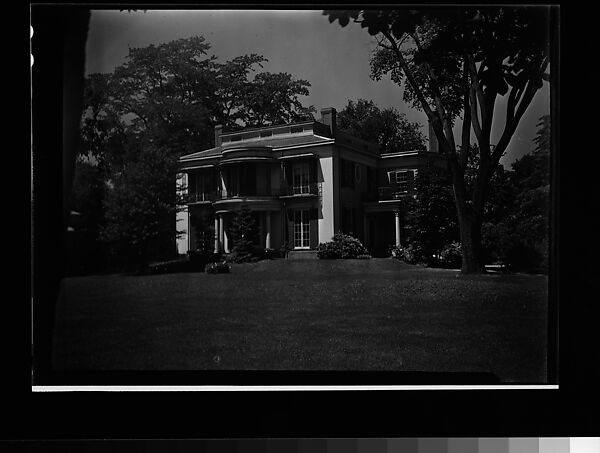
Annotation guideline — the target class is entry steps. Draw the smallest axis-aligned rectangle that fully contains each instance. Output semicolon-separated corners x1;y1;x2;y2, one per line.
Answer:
286;250;318;260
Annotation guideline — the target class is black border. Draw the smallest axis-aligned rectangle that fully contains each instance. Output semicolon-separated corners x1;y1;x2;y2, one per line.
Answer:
20;1;599;441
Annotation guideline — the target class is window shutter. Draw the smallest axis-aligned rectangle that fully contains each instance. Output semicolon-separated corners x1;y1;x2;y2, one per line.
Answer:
388;171;397;190
309;159;317;186
408;170;415;194
309;209;319;249
284;163;292;190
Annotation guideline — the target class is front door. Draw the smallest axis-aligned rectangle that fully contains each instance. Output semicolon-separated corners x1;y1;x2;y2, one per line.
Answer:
293;209;310;249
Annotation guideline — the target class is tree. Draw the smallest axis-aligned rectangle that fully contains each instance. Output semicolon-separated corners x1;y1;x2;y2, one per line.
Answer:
67;157;109;273
100;141;181;270
240;72;316;127
404;163;459;263
82;36;316;162
78;36;316;268
190;208;215;255
481;115;550;271
324;7;551;273
229;205;259;263
336;99;426;152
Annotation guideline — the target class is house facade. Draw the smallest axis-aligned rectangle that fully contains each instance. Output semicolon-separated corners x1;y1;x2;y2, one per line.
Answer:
176;108;445;257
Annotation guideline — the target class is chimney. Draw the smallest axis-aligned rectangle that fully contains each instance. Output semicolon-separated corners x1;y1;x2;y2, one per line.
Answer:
320;107;337;137
428;121;439;153
214;124;223;147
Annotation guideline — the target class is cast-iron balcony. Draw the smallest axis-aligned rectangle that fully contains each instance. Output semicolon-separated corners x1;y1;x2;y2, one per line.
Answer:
280;182;320;197
377;186;409;200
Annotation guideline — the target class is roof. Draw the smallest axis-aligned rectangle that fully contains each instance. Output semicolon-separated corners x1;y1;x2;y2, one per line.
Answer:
179;134;333;162
179;118;381;163
223;134;331;150
180;146;222;161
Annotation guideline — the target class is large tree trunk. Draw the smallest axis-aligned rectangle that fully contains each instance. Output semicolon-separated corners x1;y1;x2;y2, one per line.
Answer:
452;178;486;274
457;214;485;273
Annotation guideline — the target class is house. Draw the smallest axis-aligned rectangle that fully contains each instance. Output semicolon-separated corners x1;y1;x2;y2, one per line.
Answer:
176;107;445;257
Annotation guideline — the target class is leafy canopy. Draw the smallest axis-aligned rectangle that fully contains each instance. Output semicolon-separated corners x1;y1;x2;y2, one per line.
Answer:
336;99;426;153
324;7;551;273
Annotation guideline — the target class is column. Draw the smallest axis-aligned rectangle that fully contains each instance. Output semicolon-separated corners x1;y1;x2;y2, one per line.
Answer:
265;211;271;249
223;218;230;253
218;214;224;252
394;210;401;247
214;215;219;253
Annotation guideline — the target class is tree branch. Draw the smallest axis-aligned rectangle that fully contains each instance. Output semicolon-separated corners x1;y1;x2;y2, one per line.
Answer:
469;85;483;143
467;54;486;124
493;57;549;163
380;29;436;121
459;57;471;170
409;31;456;154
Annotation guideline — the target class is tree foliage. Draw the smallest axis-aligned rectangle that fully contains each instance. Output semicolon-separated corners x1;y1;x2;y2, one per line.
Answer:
81;36;315;161
67;158;109;273
100;141;181;270
229;205;259;263
481;115;550;271
190;208;216;255
403;163;459;262
324;7;551;272
75;36;315;269
336;99;426;153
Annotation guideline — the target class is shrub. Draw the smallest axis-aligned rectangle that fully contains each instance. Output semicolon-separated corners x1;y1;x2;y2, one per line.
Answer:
229;205;259;263
317;241;341;259
317;232;369;259
356;254;372;260
439;242;462;268
334;232;368;259
204;261;231;274
390;243;425;265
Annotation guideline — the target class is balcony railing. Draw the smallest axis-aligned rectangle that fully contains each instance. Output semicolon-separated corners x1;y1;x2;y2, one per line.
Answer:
377;186;409;201
217;189;284;199
181;192;218;204
182;183;320;204
281;182;320;197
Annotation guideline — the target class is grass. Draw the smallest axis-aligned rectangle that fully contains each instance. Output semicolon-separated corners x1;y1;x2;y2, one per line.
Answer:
52;258;548;382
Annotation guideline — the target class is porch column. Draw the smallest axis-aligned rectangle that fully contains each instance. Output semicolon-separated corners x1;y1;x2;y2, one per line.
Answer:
214;216;220;253
223;217;230;253
265;211;271;249
218;214;224;252
363;214;368;247
394;210;401;247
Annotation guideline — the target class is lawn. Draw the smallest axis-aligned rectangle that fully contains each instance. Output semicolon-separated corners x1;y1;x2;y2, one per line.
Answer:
52;258;549;382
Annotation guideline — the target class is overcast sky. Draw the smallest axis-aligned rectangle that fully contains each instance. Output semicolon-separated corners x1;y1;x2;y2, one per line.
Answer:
85;9;551;166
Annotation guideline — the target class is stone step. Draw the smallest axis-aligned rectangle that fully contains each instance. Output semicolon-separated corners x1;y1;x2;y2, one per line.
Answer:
287;250;318;260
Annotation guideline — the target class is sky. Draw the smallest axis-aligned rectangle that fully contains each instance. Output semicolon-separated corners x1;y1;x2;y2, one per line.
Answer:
85;9;551;166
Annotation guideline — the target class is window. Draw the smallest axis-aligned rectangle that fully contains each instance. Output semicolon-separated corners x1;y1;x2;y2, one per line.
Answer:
395;170;413;193
293;209;310;249
292;162;310;194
